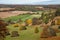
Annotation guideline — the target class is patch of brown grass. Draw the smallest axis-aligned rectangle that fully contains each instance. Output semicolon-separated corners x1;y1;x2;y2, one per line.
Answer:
40;36;60;40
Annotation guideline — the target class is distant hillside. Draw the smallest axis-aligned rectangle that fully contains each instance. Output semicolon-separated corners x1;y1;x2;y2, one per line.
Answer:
0;4;60;9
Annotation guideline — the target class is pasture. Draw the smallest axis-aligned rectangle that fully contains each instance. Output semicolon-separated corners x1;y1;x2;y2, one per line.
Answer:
3;13;60;40
5;25;42;40
4;14;42;40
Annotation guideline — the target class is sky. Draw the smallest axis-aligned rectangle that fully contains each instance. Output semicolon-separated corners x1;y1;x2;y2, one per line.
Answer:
0;0;60;5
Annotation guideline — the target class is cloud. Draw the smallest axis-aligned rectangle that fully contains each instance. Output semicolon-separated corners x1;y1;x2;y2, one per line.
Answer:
31;0;51;2
0;0;51;4
0;0;60;4
33;0;60;5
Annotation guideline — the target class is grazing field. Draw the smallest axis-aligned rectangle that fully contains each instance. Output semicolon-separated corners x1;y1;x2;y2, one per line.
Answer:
0;5;60;40
2;13;60;40
5;25;42;40
4;14;42;40
4;13;41;21
4;14;32;21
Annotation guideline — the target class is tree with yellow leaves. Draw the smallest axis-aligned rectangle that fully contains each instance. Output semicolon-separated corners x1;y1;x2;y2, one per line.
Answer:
25;19;32;26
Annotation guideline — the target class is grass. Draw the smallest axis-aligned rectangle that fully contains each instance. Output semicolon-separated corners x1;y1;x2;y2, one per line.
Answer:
5;25;42;40
3;14;41;22
4;14;42;40
4;14;32;21
4;13;60;40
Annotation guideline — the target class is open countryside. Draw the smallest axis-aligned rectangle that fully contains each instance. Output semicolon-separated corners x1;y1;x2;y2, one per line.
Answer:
0;5;60;40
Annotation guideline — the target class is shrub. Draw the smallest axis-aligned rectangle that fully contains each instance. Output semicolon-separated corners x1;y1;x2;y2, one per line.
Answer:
0;19;9;40
37;12;39;14
7;19;15;24
11;31;19;37
34;27;39;33
20;26;27;30
13;23;19;27
25;19;32;26
32;17;39;25
19;23;27;30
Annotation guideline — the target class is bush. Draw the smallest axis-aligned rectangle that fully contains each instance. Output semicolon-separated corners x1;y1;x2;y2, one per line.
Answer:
37;12;39;14
20;26;27;30
17;19;22;23
13;23;19;27
11;31;19;37
7;19;15;24
32;17;39;25
25;19;32;26
34;27;39;33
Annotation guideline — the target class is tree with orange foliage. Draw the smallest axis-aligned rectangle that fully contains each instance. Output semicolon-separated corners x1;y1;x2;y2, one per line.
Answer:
40;25;56;38
25;19;32;26
0;20;9;40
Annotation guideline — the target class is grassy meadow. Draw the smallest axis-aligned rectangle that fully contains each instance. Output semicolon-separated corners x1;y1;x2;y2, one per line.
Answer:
5;25;42;40
4;13;42;40
2;10;60;40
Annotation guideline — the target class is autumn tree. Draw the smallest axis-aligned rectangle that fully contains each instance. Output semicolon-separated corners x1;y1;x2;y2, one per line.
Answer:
55;8;60;16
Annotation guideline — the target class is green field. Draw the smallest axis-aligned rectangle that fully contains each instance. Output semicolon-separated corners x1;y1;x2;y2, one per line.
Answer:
4;14;42;40
4;13;60;40
5;25;42;40
4;14;41;22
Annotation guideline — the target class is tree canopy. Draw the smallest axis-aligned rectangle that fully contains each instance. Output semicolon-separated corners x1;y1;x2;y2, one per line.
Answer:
55;9;60;16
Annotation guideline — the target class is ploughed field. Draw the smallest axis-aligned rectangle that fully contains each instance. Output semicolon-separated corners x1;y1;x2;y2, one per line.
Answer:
0;11;39;18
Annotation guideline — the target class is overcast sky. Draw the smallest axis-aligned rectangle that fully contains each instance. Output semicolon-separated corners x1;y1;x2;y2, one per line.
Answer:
0;0;60;5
